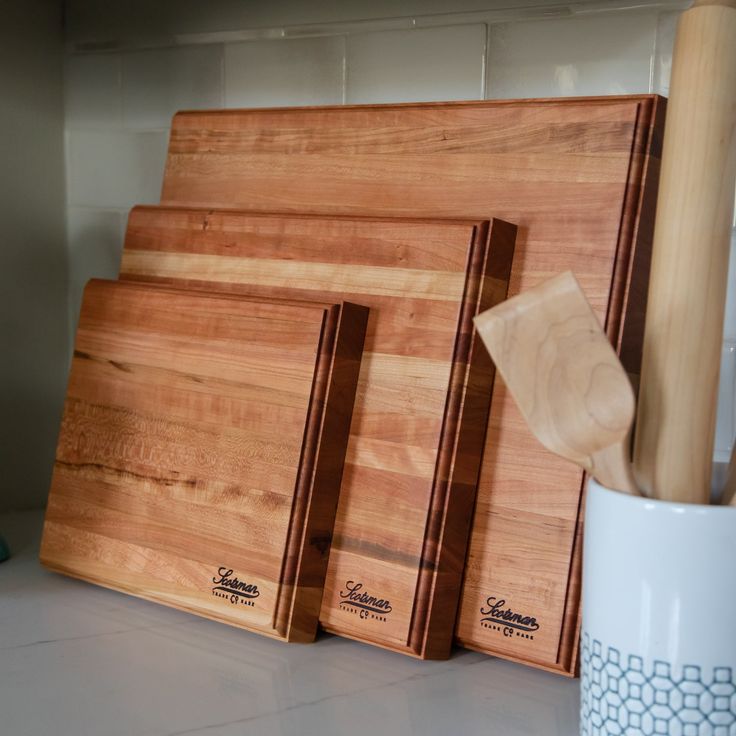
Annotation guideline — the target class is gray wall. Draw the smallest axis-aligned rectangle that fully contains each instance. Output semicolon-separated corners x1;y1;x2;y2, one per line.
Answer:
0;0;67;511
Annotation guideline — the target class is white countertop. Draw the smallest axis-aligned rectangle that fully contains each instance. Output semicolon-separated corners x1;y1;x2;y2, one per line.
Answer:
0;511;580;736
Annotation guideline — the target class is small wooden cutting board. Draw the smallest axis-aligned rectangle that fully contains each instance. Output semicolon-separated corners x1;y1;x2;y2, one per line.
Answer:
40;279;367;643
120;207;517;659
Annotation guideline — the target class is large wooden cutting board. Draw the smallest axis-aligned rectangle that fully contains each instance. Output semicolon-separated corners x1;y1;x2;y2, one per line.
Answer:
158;96;665;673
40;279;367;643
120;208;517;659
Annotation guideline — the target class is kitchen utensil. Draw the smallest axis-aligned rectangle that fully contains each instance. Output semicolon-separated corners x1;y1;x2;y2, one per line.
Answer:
473;271;638;494
121;207;516;659
40;279;367;642
158;95;664;674
634;0;736;504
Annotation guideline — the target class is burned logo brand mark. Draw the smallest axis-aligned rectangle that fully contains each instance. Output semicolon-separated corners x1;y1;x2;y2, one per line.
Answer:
339;581;392;621
212;567;260;607
480;596;540;640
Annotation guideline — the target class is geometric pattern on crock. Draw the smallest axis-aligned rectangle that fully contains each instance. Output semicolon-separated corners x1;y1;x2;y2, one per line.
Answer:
581;633;736;735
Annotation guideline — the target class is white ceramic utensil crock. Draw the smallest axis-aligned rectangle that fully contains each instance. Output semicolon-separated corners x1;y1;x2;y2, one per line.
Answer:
581;478;736;735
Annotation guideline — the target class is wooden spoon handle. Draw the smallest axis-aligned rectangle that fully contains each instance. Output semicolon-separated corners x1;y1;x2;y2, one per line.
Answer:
633;0;736;503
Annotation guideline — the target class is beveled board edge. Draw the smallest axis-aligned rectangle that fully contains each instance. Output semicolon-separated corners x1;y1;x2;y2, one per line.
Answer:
167;94;665;121
413;218;517;659
281;301;369;642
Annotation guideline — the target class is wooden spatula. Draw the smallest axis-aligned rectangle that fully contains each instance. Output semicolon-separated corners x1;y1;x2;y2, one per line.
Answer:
473;271;639;495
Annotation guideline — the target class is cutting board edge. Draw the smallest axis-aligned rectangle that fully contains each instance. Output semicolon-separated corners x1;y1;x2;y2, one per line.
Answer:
169;94;665;121
456;636;578;677
38;556;315;643
127;203;495;231
411;217;518;660
282;301;370;641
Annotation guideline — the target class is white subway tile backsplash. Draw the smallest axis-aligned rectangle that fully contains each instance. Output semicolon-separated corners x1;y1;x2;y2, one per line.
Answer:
65;53;122;128
225;37;344;108
715;342;736;461
346;25;485;104
67;207;124;325
122;45;223;129
486;11;656;99
653;10;680;96
66;129;168;208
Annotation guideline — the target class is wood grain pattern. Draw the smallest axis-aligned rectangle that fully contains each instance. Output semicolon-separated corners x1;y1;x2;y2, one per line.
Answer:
474;271;638;495
158;96;664;673
634;1;736;503
40;279;367;643
120;207;516;659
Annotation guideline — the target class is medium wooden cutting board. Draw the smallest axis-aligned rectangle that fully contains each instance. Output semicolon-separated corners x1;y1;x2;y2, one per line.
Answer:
40;279;367;642
120;207;517;659
158;96;665;673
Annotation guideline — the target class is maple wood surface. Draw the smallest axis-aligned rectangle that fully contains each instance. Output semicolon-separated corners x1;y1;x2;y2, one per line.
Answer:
40;279;367;643
121;207;516;659
157;96;664;672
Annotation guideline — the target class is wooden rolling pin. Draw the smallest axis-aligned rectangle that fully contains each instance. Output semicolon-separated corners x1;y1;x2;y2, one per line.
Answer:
634;0;736;503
